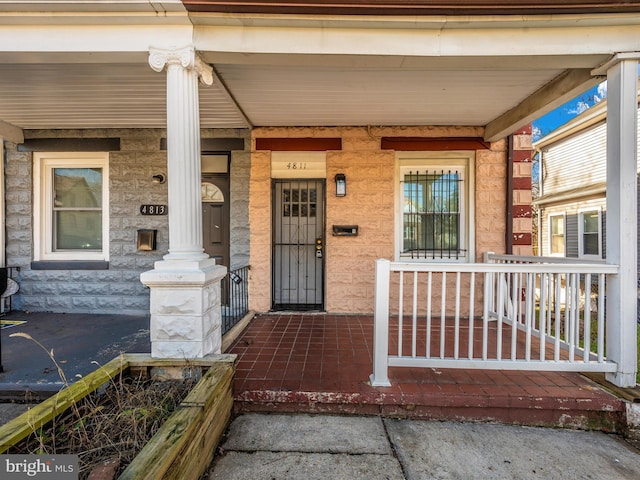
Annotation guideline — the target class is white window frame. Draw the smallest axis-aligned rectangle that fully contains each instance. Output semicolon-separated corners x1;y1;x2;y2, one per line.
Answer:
395;151;475;263
548;213;566;256
34;152;109;262
578;208;602;259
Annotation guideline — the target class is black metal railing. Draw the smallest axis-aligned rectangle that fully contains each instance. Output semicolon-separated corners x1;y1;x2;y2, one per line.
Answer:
0;266;20;373
221;265;250;335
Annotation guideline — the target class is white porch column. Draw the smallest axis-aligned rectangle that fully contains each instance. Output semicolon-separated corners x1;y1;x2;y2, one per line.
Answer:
604;55;639;387
141;46;226;358
149;46;211;261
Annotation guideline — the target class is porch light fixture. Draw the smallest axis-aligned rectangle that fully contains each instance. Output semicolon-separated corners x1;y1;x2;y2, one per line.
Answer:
335;173;346;197
152;173;166;184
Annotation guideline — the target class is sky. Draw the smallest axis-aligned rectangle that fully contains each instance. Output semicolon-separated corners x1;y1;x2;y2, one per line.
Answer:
531;81;608;142
532;65;640;141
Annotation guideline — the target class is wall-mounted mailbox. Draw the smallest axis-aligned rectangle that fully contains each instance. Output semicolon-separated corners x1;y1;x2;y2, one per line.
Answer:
137;229;157;251
332;225;358;236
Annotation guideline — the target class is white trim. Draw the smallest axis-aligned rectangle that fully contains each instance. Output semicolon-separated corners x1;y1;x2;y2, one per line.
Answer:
0;121;23;144
578;208;603;259
591;51;640;76
394;151;475;263
33;152;109;262
604;57;638;387
548;213;566;257
194;18;640;58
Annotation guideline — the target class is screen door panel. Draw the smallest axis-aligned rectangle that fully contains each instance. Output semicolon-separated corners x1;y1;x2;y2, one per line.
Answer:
273;180;324;310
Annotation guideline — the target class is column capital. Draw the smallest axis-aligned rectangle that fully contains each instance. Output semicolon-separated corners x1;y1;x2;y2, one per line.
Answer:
148;45;213;86
591;51;640;76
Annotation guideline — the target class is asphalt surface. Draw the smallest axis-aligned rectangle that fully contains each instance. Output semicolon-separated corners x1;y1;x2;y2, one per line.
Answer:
208;413;640;480
0;311;150;399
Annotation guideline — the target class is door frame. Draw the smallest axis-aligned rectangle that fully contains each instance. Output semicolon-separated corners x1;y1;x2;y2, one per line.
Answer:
201;152;231;268
271;178;326;311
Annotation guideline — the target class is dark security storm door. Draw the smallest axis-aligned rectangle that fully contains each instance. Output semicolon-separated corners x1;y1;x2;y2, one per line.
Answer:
273;179;325;310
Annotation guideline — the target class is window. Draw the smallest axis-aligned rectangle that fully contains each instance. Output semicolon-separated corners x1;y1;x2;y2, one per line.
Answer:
549;214;565;255
397;153;473;261
34;153;109;262
282;187;317;218
579;210;601;258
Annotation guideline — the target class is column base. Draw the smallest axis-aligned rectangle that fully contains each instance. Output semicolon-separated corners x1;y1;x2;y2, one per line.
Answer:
140;258;227;359
606;371;638;389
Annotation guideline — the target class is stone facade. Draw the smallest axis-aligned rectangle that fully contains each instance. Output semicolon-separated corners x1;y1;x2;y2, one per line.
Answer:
3;124;529;317
4;128;250;315
249;126;512;314
229;150;251;270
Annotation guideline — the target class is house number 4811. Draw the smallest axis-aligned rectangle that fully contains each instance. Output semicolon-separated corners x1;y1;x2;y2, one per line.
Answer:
287;162;307;170
140;204;167;215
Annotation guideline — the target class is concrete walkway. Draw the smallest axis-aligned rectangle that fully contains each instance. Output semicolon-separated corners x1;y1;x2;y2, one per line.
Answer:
208;413;640;480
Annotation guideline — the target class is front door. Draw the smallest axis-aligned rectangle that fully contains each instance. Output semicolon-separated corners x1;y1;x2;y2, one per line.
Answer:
202;174;230;268
273;179;325;310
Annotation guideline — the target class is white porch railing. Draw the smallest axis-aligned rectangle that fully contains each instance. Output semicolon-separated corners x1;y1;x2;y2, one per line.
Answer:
370;254;619;387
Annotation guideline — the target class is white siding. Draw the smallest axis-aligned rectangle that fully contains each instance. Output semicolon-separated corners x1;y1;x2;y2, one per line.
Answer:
541;121;607;196
540;107;640;197
540;198;606;257
538;105;640;263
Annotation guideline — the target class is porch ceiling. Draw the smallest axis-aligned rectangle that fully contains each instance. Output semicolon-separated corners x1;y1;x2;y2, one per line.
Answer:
0;53;610;136
0;7;633;140
210;59;590;128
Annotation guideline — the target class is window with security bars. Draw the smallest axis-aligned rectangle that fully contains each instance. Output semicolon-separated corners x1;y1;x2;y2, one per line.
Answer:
402;170;465;259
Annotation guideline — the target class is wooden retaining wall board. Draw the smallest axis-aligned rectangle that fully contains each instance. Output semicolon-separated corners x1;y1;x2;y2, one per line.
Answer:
0;355;128;452
119;361;235;480
0;354;237;480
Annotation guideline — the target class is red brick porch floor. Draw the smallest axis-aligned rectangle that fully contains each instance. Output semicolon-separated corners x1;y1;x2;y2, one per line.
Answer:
229;313;627;432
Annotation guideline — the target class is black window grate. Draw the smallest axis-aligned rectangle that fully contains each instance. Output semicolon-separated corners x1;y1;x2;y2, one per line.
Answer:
402;170;466;260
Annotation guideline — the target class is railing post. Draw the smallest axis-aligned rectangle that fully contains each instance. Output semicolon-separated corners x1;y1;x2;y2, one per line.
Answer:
370;258;392;387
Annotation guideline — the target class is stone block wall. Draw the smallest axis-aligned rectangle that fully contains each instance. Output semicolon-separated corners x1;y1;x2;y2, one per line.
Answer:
250;126;509;314
4;128;250;315
476;140;508;257
229;149;251;271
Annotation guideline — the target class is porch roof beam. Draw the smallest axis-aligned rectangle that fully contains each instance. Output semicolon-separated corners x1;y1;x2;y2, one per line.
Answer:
483;68;603;142
211;65;253;128
0;120;23;144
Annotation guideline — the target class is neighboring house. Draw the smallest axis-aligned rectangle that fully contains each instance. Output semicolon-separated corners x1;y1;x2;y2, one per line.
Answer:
534;92;640;274
0;1;638;385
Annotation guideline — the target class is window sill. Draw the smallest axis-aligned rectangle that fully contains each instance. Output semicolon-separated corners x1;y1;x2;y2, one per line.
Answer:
31;261;109;270
398;256;468;263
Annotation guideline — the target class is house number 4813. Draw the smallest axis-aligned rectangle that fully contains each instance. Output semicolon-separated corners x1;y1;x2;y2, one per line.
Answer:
140;204;167;215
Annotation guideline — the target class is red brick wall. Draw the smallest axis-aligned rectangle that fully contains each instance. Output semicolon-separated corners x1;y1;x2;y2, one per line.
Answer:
510;125;533;255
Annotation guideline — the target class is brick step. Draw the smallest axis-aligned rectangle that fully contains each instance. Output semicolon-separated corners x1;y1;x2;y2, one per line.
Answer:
233;388;627;432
